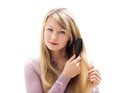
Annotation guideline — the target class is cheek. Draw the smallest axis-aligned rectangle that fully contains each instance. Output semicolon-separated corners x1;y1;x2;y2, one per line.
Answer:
60;37;69;45
44;31;49;40
44;31;49;45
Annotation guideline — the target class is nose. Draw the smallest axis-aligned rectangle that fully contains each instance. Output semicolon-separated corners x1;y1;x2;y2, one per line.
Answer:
51;33;57;40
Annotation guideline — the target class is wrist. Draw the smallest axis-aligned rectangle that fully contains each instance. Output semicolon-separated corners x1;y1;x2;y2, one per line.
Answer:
62;72;71;79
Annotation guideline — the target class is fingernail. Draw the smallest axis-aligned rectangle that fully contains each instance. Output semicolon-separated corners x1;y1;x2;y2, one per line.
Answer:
78;56;81;60
73;54;76;57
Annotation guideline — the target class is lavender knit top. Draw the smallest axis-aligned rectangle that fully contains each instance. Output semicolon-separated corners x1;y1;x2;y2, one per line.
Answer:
24;59;99;93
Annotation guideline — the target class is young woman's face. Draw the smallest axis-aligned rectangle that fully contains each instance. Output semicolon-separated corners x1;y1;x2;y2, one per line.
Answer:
44;17;69;51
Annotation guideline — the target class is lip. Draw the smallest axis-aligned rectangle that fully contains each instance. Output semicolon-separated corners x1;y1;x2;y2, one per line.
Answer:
50;42;58;45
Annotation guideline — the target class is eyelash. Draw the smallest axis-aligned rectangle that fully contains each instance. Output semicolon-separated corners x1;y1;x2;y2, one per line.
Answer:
47;28;53;32
47;28;65;34
59;31;65;34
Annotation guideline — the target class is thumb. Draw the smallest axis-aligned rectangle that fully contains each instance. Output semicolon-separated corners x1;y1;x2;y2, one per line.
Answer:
90;62;95;69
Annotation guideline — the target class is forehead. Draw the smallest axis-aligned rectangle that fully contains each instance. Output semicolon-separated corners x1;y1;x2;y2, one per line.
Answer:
45;17;65;30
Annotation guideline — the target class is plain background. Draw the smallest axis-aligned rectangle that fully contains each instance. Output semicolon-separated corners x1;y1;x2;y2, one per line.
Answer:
0;0;120;93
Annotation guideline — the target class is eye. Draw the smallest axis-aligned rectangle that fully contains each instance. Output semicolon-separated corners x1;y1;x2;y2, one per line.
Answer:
59;31;65;34
47;28;53;32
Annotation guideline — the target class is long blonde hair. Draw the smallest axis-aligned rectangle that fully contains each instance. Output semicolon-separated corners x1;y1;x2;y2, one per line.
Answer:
40;8;93;93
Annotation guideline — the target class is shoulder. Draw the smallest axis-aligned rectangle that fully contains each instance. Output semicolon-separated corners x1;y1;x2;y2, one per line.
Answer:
24;58;40;76
24;58;44;93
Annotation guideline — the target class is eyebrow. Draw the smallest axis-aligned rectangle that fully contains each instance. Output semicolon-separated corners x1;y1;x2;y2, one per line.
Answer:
47;25;65;31
47;25;54;28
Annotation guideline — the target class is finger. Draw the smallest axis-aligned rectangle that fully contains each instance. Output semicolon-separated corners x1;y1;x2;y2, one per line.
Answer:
89;76;100;86
89;69;101;79
89;74;101;83
89;70;99;76
67;54;76;63
89;71;101;80
89;62;94;69
90;78;100;86
89;68;99;75
76;62;80;67
73;56;81;63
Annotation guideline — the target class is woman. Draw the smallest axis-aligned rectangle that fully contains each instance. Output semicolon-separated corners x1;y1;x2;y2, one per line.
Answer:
24;8;101;93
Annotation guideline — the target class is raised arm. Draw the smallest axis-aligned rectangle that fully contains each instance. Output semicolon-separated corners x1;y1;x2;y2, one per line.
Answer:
48;73;70;93
24;59;70;93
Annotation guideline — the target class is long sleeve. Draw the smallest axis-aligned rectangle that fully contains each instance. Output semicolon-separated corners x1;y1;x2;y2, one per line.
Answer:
48;73;70;93
92;86;100;93
24;59;44;93
24;59;100;93
24;59;70;93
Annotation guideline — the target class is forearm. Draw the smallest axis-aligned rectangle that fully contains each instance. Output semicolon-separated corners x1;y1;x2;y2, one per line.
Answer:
48;73;70;93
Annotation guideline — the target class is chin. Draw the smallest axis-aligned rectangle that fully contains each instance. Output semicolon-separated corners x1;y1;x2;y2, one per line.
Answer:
47;46;57;51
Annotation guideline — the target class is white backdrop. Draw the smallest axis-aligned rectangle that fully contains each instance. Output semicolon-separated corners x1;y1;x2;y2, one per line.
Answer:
0;0;120;93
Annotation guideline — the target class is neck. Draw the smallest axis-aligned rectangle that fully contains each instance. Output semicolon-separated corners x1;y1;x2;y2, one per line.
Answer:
51;50;67;61
50;48;68;71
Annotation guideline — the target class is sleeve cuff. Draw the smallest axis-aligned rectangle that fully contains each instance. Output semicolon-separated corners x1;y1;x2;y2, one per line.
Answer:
56;73;70;89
